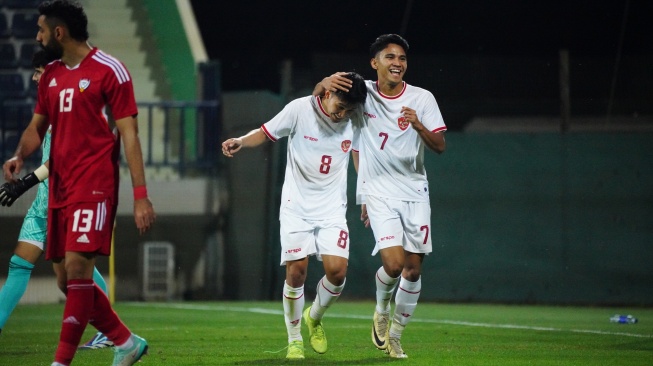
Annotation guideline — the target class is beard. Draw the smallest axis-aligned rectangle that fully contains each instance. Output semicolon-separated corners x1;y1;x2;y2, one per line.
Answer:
41;39;64;60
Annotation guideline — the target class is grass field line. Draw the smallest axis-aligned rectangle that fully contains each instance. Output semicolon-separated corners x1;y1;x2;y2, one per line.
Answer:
127;302;652;339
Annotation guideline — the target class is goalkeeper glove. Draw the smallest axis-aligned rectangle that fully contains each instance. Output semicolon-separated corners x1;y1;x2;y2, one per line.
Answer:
0;172;40;207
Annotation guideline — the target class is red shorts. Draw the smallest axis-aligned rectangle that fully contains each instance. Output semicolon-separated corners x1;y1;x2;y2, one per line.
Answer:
46;199;116;260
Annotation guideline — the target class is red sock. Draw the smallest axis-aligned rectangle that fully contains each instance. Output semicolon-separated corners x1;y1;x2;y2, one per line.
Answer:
54;279;94;365
89;284;131;345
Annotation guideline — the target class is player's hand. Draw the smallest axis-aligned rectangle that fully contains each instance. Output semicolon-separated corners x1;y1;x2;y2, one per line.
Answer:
360;204;370;228
321;72;352;94
0;172;39;207
3;156;23;182
134;198;156;235
221;138;243;158
0;182;19;207
401;106;423;130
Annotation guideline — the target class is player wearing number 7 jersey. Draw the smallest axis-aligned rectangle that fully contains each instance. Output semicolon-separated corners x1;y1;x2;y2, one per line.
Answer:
222;72;367;360
314;34;447;359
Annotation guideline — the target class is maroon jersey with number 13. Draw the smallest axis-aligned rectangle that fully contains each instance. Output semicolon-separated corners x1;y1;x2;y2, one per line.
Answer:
35;47;138;208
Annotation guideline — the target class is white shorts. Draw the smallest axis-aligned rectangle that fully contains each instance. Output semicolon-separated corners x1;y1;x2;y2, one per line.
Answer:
365;195;432;256
279;211;350;265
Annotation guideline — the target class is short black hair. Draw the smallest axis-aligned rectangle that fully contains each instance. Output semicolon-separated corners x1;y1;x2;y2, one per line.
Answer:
333;72;367;106
38;0;89;42
369;34;409;58
31;49;54;69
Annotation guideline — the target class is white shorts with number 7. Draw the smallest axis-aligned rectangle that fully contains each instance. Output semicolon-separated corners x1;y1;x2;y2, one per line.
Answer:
365;195;432;256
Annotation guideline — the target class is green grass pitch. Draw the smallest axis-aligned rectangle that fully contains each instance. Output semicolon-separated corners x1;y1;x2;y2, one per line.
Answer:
1;301;651;365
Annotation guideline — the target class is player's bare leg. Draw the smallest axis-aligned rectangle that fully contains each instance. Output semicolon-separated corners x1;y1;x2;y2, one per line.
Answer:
13;241;43;263
380;246;406;278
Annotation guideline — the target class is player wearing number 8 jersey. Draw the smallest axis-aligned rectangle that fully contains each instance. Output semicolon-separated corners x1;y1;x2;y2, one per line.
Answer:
314;34;447;359
222;72;367;360
264;95;354;220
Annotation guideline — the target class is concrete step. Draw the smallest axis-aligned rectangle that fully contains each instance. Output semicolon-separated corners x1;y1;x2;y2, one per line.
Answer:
82;0;160;103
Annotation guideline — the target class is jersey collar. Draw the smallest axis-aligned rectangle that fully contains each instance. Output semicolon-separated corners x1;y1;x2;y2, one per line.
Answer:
315;95;330;118
375;81;407;100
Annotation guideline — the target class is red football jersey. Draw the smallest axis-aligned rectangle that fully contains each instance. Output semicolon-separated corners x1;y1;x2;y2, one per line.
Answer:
35;48;138;208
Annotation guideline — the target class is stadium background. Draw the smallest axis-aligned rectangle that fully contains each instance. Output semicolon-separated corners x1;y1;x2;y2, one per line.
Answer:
0;0;651;306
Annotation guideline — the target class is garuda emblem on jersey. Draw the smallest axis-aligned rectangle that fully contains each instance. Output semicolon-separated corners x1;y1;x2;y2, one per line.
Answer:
397;116;409;131
79;78;91;93
341;140;351;153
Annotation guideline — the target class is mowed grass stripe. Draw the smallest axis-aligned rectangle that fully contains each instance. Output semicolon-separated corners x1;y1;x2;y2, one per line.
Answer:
127;301;652;339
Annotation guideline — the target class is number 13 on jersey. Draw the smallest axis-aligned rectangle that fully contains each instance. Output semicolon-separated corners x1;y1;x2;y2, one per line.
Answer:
59;88;74;112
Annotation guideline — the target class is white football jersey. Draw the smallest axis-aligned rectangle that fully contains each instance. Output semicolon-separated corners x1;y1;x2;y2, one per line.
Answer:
355;80;447;203
262;95;360;219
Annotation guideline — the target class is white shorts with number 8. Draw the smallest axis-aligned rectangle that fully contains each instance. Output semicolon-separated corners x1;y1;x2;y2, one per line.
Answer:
279;211;350;265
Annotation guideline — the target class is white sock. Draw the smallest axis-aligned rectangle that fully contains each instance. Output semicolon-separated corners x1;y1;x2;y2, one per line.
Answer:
310;276;345;321
375;267;399;314
390;276;421;339
282;281;304;342
51;363;68;366
116;334;134;349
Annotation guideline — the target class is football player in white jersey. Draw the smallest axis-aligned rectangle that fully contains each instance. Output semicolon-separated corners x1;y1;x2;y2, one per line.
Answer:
221;72;367;360
313;34;447;359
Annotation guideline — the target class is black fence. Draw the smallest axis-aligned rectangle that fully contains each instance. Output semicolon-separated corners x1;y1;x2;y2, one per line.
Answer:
0;100;221;176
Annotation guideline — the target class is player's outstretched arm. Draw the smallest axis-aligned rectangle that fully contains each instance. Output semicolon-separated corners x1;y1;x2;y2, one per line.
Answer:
312;72;353;97
221;128;268;157
116;116;156;235
0;164;48;207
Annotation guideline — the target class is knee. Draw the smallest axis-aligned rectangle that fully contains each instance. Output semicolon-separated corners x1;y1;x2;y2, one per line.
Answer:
325;267;347;286
402;268;421;282
65;261;88;279
401;254;424;281
383;261;404;278
286;266;307;288
56;276;67;294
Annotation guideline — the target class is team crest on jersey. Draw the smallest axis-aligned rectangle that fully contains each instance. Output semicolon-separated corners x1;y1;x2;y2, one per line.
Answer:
341;140;351;152
397;116;409;131
79;78;90;92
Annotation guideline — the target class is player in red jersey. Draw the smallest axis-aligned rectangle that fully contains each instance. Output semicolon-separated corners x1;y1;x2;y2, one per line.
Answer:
0;49;113;350
2;1;155;365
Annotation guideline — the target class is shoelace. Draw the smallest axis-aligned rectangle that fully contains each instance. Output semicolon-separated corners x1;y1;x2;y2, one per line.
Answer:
377;314;389;335
313;322;325;339
389;338;405;355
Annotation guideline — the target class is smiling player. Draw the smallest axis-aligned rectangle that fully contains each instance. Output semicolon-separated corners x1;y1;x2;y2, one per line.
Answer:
222;71;366;360
314;34;447;359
